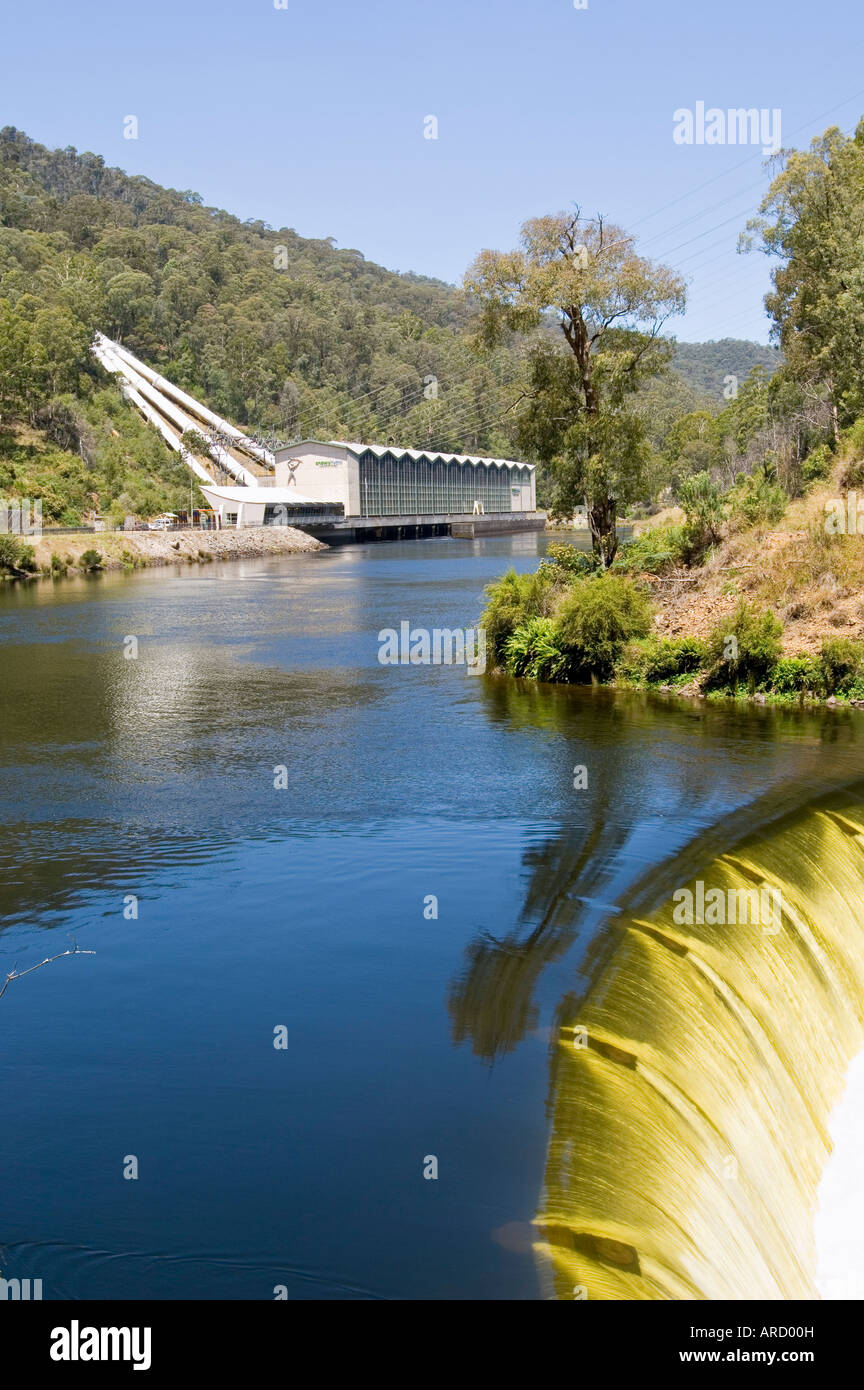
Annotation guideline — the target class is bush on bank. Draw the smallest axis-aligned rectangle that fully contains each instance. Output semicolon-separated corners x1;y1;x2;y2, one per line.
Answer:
481;566;561;669
483;545;864;703
704;602;785;690
553;575;652;680
0;532;36;575
485;568;652;683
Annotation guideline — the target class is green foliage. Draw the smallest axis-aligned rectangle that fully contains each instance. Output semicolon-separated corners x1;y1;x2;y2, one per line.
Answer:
503;617;570;681
770;656;821;696
727;467;788;527
552;574;652;680
678;471;726;559
839;419;864;487
538;540;598;579
612;523;688;574
634;635;705;683
79;548;103;570
713;367;772;454
634;374;714;463
671;340;781;398
663;411;722;483
0;531;36;572
705;602;784;688
481;567;558;668
819;637;864;694
180;429;212;459
801;443;833;483
843;417;864;457
748;120;864;425
465;210;686;565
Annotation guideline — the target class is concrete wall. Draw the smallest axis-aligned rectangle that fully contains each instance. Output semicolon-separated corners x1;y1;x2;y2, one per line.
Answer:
510;476;535;511
223;498;266;527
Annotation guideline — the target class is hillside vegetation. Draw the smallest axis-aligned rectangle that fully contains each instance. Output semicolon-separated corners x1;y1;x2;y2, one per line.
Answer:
479;116;864;702
671;339;781;397
1;127;777;528
482;428;864;703
0;126;525;526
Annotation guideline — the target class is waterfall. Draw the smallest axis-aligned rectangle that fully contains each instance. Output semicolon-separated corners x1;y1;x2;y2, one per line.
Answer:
534;788;864;1299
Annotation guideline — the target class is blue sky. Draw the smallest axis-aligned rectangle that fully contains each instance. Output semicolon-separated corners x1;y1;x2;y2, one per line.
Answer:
3;0;862;343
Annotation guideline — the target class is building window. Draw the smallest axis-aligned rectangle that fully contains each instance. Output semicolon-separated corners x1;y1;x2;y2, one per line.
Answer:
225;512;238;526
357;453;518;516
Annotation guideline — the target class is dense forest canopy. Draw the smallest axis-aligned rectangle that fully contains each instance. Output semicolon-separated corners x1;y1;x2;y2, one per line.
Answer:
671;339;781;396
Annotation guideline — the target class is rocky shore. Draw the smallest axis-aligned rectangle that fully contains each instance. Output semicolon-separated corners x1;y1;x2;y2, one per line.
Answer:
28;524;326;575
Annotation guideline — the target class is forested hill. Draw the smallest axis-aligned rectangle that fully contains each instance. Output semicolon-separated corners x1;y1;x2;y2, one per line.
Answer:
0;125;514;450
0;127;778;524
673;340;781;396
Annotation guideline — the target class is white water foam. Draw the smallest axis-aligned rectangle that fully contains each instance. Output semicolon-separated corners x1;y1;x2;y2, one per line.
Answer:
815;1047;864;1299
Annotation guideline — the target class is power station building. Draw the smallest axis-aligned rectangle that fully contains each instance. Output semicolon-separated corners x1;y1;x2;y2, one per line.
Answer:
199;439;536;529
90;336;541;538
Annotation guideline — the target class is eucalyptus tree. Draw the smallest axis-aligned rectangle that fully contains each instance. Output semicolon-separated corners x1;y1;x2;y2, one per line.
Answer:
745;120;864;431
465;211;686;565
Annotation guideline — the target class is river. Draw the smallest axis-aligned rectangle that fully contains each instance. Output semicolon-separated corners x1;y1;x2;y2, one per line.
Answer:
1;533;863;1300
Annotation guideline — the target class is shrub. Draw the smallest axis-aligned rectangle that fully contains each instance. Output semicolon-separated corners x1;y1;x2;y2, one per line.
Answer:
639;635;705;683
771;656;821;696
842;416;864;464
839;423;864;489
481;567;557;667
553;574;652;680
539;541;598;579
678;472;726;560
728;469;788;527
801;444;833;484
612;524;688;576
819;637;864;695
0;533;37;573
49;552;67;575
503;617;570;682
705;602;784;689
79;549;104;571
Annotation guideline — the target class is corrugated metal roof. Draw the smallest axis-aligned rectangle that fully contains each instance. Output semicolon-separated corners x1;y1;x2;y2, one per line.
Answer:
338;442;531;470
277;440;533;470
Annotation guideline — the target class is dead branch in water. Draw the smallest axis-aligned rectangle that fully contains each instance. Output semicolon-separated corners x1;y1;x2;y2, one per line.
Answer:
0;944;95;1002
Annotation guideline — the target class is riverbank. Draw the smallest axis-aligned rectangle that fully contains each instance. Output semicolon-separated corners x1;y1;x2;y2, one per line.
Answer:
483;460;864;707
3;524;326;580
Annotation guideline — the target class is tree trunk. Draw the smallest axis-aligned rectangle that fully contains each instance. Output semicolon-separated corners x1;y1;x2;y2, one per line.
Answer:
588;494;618;568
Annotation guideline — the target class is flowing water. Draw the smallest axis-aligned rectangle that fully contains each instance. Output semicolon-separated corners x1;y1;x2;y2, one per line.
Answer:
1;534;863;1300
